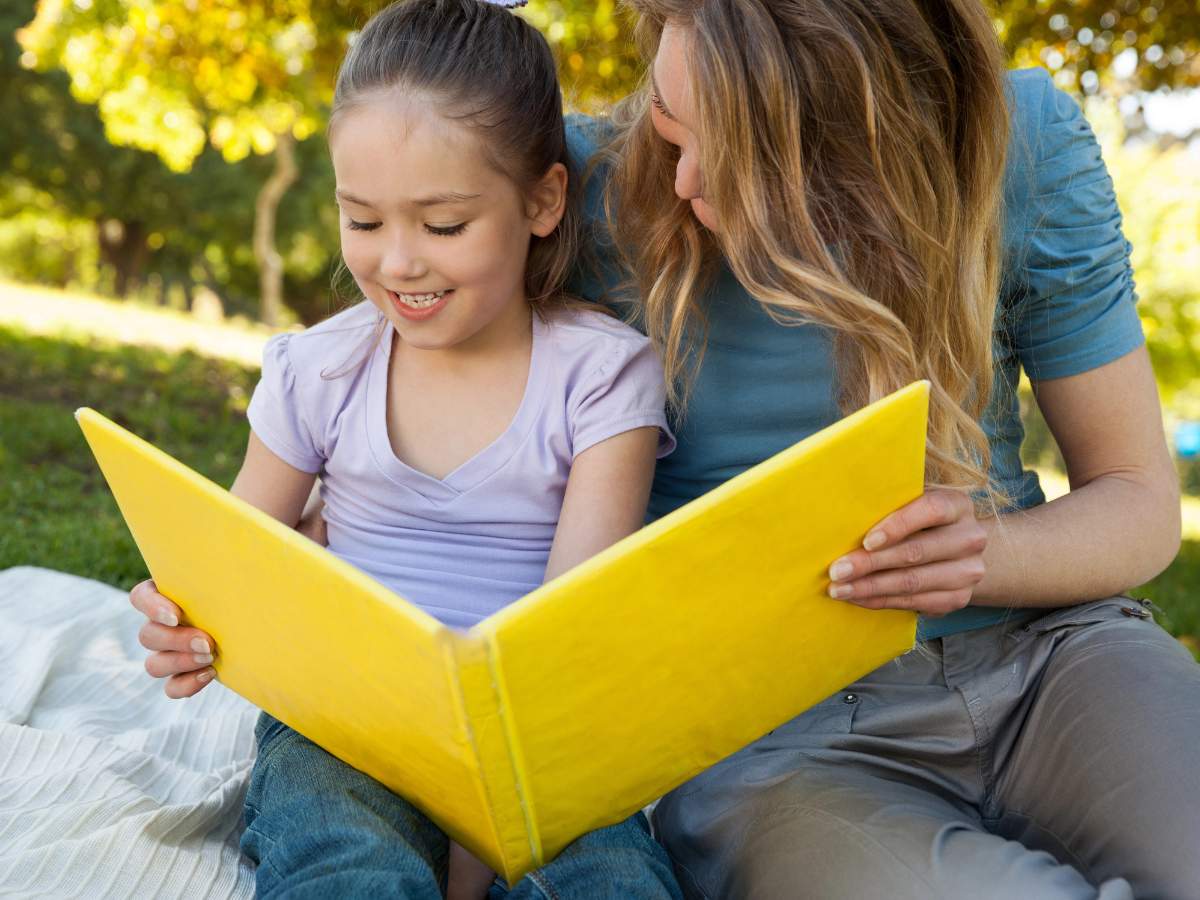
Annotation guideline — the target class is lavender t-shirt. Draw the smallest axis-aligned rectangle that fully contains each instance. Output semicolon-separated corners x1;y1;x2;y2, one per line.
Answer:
246;301;675;629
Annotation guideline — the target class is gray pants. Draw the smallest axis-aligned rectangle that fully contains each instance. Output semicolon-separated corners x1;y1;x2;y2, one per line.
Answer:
654;597;1200;899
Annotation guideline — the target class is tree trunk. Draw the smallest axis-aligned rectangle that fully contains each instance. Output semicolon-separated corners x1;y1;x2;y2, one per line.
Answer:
97;219;148;298
253;131;299;327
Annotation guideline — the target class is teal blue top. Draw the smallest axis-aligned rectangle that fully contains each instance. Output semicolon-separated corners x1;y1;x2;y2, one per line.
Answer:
565;68;1144;641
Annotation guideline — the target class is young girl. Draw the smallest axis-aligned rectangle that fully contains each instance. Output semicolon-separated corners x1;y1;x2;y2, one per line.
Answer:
129;1;680;897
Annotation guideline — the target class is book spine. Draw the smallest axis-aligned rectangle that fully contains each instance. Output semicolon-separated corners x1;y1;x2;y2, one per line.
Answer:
452;635;539;883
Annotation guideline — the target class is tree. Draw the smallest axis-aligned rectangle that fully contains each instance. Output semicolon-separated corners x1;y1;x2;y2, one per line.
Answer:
521;0;642;111
997;0;1200;97
17;0;372;325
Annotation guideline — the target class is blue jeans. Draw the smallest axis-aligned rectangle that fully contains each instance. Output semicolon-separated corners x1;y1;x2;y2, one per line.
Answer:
240;713;683;899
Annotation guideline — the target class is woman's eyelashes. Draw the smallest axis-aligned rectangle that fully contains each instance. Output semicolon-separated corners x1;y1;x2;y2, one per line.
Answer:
649;90;672;120
345;219;468;236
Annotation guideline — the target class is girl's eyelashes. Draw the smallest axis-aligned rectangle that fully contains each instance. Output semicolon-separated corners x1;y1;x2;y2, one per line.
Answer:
343;219;468;237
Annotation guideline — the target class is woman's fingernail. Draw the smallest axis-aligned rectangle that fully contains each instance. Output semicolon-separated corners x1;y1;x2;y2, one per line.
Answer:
155;608;179;627
829;584;853;599
193;653;214;666
190;637;210;655
197;668;214;683
863;531;887;550
829;560;853;581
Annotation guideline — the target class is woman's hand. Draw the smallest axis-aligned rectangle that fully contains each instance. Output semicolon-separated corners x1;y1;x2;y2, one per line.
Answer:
826;488;987;617
129;579;217;698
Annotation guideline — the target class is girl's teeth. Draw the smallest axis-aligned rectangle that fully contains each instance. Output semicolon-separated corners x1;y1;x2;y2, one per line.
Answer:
393;290;446;309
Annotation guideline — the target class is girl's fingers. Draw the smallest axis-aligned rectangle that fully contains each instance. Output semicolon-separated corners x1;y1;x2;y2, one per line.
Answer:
129;579;183;627
138;620;215;655
164;668;216;700
144;649;216;680
859;489;973;551
829;558;985;602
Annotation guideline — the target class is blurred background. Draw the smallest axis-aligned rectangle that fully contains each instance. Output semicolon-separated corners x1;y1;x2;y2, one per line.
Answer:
1;0;1197;652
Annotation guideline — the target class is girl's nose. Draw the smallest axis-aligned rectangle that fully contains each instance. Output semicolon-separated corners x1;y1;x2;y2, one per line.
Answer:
381;244;427;282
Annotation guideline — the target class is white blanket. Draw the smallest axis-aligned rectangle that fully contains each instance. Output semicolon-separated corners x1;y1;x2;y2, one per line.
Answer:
0;567;258;899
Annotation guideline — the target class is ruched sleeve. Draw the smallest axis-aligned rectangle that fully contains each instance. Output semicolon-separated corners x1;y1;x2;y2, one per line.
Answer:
246;334;324;473
568;335;676;461
1004;71;1144;382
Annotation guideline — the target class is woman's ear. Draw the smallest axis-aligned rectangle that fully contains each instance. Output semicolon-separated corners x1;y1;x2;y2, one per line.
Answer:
526;162;568;238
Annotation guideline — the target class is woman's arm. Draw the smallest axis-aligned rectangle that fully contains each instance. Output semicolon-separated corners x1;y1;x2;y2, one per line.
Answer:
972;346;1179;606
543;427;660;582
826;348;1179;613
130;430;317;697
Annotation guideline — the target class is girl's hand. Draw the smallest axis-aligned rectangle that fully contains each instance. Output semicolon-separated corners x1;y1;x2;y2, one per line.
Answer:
825;489;987;617
129;579;217;698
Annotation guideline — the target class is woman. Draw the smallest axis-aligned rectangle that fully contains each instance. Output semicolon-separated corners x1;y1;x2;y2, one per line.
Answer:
563;0;1196;897
136;0;1197;896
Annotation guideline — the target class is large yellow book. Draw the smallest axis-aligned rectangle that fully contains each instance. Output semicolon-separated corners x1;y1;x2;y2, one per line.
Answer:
76;381;928;883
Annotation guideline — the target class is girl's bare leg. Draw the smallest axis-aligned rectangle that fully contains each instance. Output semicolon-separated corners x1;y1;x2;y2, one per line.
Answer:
446;841;495;900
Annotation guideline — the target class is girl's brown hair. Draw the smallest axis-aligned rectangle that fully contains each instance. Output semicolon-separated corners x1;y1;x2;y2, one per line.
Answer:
608;0;1011;502
328;0;580;315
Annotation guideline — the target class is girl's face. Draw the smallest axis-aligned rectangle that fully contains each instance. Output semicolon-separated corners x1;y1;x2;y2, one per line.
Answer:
650;22;718;232
330;95;564;355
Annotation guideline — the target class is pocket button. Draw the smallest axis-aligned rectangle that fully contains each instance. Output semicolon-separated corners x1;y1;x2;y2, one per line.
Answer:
843;693;860;704
1120;605;1151;620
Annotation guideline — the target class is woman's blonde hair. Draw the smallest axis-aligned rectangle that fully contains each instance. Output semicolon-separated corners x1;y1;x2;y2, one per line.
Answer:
606;0;1010;501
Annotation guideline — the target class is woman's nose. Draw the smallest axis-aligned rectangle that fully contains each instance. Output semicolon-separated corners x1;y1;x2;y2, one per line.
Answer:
674;153;703;203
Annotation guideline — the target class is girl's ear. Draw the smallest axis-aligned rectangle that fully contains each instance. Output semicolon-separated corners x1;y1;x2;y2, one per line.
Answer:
526;162;568;238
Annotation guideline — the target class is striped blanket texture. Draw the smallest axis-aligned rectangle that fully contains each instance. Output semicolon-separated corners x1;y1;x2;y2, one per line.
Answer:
0;567;257;899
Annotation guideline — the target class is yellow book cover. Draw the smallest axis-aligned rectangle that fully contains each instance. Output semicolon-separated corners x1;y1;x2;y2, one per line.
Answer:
76;380;928;882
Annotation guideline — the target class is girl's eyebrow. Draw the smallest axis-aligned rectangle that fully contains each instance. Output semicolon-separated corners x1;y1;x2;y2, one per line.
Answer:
335;189;481;208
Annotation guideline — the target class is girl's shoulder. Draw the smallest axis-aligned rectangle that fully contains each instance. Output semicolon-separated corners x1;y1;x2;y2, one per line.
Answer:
256;300;383;412
540;306;674;458
281;301;383;370
540;306;666;401
542;306;654;371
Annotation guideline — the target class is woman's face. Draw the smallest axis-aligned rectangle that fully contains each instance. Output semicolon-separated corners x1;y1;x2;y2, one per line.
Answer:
650;22;719;232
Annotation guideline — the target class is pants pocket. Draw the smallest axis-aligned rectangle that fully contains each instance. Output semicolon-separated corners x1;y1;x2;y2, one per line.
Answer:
760;688;862;746
1020;595;1154;638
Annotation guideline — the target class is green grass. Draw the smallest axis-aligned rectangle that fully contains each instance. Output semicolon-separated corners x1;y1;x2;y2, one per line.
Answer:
0;324;257;588
0;315;1196;656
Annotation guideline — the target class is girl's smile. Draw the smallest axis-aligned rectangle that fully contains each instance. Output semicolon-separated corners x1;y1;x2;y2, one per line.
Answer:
388;288;453;320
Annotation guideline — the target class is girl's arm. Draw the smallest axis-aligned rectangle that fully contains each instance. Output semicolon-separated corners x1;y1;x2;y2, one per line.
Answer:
130;431;318;697
543;426;661;582
229;431;319;528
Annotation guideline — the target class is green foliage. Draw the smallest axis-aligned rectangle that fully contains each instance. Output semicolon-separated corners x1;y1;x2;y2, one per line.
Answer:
0;180;100;288
997;0;1200;94
522;0;642;111
0;323;256;587
1086;100;1200;414
0;1;331;312
16;0;365;171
